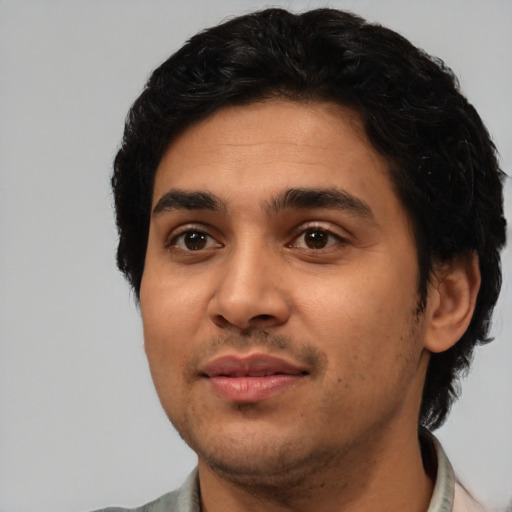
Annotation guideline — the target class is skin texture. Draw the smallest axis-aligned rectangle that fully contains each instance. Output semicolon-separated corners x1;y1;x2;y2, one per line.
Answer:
140;100;479;512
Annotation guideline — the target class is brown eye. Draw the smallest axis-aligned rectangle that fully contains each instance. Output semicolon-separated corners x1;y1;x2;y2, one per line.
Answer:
171;230;220;251
183;232;208;250
289;226;345;250
303;229;329;249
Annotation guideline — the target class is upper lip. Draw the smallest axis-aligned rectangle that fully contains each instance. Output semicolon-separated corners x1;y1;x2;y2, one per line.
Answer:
201;354;308;378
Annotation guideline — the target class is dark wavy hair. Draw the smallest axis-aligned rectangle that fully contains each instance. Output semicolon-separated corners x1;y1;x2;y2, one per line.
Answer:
112;8;506;429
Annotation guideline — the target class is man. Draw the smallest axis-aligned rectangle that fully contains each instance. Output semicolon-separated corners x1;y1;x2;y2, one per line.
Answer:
100;8;506;512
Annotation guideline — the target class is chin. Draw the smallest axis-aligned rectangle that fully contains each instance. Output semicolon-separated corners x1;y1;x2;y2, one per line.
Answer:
186;425;343;490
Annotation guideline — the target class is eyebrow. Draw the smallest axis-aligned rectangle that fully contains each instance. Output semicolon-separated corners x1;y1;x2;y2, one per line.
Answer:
266;188;375;221
152;190;227;216
152;186;375;224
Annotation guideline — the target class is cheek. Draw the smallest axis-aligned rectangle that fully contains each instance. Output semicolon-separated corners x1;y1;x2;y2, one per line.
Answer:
140;281;185;378
297;267;413;330
141;272;206;339
139;271;216;401
140;296;189;419
295;262;421;364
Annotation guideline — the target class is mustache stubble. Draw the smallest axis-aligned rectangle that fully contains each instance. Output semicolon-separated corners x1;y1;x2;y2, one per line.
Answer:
184;330;328;382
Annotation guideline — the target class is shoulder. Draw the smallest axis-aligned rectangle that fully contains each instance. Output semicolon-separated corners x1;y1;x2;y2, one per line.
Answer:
92;468;200;512
92;489;180;512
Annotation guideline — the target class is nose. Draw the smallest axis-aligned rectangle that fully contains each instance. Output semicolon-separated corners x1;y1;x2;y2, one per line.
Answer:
207;243;291;332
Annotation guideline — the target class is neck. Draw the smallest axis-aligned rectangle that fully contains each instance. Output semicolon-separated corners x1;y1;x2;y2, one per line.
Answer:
197;425;434;512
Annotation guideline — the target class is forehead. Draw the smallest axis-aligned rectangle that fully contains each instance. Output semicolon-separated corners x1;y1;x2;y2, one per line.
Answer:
152;100;397;216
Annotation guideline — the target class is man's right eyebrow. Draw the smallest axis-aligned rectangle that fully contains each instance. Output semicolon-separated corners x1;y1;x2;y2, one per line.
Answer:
152;190;227;216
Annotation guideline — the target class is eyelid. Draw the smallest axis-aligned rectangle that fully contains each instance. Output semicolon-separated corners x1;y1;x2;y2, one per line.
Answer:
291;221;351;241
164;223;222;249
289;232;342;250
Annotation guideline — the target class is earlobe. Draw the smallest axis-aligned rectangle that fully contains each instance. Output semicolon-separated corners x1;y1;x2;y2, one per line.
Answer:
424;252;481;354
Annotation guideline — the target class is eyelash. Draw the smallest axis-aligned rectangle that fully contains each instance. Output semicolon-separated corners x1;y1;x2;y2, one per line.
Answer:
288;224;349;250
165;223;349;253
166;226;222;252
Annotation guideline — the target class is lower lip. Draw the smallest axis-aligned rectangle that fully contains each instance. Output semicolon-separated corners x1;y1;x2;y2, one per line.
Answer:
207;375;303;403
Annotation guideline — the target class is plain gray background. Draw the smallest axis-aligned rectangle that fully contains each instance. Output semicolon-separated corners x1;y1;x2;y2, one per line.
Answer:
1;1;511;511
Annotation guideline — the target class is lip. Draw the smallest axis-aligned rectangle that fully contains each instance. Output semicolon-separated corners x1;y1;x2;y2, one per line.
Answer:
201;354;308;403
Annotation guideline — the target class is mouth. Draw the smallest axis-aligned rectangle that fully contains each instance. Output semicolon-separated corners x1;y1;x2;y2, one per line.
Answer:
200;354;309;403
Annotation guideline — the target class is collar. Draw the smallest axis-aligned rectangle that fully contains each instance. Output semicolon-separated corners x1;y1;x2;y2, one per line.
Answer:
423;430;456;512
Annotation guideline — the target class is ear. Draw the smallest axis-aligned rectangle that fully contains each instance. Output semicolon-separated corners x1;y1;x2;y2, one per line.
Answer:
423;252;481;354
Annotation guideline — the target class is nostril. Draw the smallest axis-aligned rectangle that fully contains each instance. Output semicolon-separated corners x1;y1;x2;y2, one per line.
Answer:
208;290;290;330
213;314;231;328
254;314;274;321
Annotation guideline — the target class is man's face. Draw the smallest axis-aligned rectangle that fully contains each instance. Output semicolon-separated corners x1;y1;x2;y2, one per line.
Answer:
140;100;431;484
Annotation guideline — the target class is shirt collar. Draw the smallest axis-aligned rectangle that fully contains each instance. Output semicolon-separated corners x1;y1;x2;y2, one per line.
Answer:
423;430;456;512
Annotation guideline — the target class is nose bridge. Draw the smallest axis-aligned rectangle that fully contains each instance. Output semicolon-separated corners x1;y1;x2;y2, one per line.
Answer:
209;235;289;330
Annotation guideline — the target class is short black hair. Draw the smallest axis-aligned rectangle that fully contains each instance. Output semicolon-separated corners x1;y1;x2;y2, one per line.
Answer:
112;8;506;429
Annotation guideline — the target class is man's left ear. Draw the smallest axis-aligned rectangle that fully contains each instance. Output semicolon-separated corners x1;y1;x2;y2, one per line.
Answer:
424;252;481;353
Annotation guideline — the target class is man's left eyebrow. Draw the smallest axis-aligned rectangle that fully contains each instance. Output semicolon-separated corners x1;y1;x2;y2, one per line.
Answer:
152;189;227;216
266;188;376;222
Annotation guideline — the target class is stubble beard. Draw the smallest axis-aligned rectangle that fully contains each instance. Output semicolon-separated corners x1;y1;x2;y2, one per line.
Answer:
163;308;426;502
167;330;342;497
174;403;353;502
